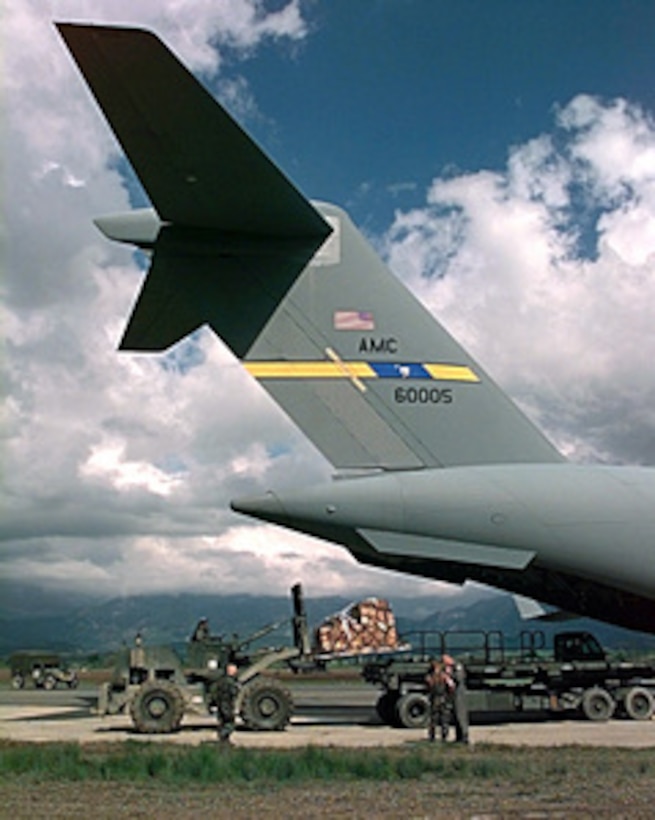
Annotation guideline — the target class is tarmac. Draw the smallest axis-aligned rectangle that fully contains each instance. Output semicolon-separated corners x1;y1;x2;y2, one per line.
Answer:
2;703;655;748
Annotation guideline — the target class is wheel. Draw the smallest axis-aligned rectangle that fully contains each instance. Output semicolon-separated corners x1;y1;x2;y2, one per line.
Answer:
42;675;57;691
129;680;185;734
395;692;429;729
581;687;615;722
11;674;24;690
624;686;655;721
240;679;293;731
68;674;79;689
375;691;399;726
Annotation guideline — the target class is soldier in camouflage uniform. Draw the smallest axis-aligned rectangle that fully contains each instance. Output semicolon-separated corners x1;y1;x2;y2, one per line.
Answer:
443;654;469;744
191;617;210;642
425;658;454;742
212;663;240;744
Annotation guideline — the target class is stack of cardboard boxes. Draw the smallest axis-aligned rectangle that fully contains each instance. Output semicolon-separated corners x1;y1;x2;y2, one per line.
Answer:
314;597;400;656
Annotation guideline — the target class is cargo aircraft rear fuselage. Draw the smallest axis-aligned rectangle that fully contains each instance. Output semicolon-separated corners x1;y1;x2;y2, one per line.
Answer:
58;23;655;633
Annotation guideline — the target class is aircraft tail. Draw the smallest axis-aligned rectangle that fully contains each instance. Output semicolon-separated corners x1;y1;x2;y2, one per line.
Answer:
58;23;563;470
57;23;330;356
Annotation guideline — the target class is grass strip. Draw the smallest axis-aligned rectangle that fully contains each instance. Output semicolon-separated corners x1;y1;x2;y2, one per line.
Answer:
1;740;654;787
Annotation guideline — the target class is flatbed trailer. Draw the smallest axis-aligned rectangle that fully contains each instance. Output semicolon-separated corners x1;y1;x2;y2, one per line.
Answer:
362;629;655;728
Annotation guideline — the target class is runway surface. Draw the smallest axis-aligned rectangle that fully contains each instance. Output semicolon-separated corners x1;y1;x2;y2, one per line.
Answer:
2;683;655;747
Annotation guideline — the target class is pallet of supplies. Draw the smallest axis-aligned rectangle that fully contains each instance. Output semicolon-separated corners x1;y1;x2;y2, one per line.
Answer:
313;597;400;656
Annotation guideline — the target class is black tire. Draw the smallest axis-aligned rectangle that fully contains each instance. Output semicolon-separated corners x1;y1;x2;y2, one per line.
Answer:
130;680;185;734
376;691;399;726
240;679;292;731
68;675;79;690
42;675;57;691
624;686;655;721
395;692;429;729
11;674;24;690
581;687;615;722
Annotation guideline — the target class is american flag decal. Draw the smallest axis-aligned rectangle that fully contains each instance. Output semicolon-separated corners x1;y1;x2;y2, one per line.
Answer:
334;310;375;331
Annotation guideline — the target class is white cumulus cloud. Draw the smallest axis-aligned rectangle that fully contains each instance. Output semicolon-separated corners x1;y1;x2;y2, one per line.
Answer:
384;94;655;463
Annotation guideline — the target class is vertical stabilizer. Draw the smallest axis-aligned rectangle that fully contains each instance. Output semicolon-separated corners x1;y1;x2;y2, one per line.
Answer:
242;202;562;469
58;22;563;470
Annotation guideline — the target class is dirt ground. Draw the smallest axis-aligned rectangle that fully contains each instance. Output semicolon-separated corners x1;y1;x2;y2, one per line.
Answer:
3;770;655;818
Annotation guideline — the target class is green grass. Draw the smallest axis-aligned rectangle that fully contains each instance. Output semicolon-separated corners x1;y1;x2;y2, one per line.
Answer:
2;740;655;788
0;741;463;784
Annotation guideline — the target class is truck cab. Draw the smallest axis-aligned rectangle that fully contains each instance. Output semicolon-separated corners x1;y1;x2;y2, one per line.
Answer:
553;631;606;663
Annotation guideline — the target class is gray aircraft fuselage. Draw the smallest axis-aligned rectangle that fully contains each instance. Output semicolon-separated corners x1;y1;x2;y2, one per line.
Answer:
233;464;655;632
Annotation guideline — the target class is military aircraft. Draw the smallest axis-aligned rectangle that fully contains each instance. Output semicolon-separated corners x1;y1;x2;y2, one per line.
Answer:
58;23;655;633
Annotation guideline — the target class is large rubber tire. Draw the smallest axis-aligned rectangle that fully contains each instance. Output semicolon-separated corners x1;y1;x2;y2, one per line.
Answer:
581;687;615;722
130;680;185;734
42;674;57;691
624;686;655;721
376;691;399;726
11;674;24;690
395;692;430;729
240;679;292;731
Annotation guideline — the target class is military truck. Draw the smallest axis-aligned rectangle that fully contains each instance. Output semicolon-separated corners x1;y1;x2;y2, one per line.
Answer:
10;651;78;691
362;629;655;728
98;584;309;733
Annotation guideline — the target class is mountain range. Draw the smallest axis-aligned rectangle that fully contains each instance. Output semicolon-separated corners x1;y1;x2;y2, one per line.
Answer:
2;580;654;657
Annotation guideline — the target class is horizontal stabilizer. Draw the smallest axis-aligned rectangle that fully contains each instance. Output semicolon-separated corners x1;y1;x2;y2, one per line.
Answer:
58;23;331;356
120;227;323;356
57;23;330;239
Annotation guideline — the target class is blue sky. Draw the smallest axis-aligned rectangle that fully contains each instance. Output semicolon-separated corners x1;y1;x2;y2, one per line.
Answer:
225;1;655;232
4;0;655;599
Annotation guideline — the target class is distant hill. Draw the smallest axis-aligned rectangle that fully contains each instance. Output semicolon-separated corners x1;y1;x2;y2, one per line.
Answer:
0;580;98;620
2;581;655;657
0;586;354;655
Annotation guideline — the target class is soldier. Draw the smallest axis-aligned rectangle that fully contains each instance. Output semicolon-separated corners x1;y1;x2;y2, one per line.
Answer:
425;658;454;742
443;653;469;744
131;631;145;679
212;663;240;745
191;617;210;642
